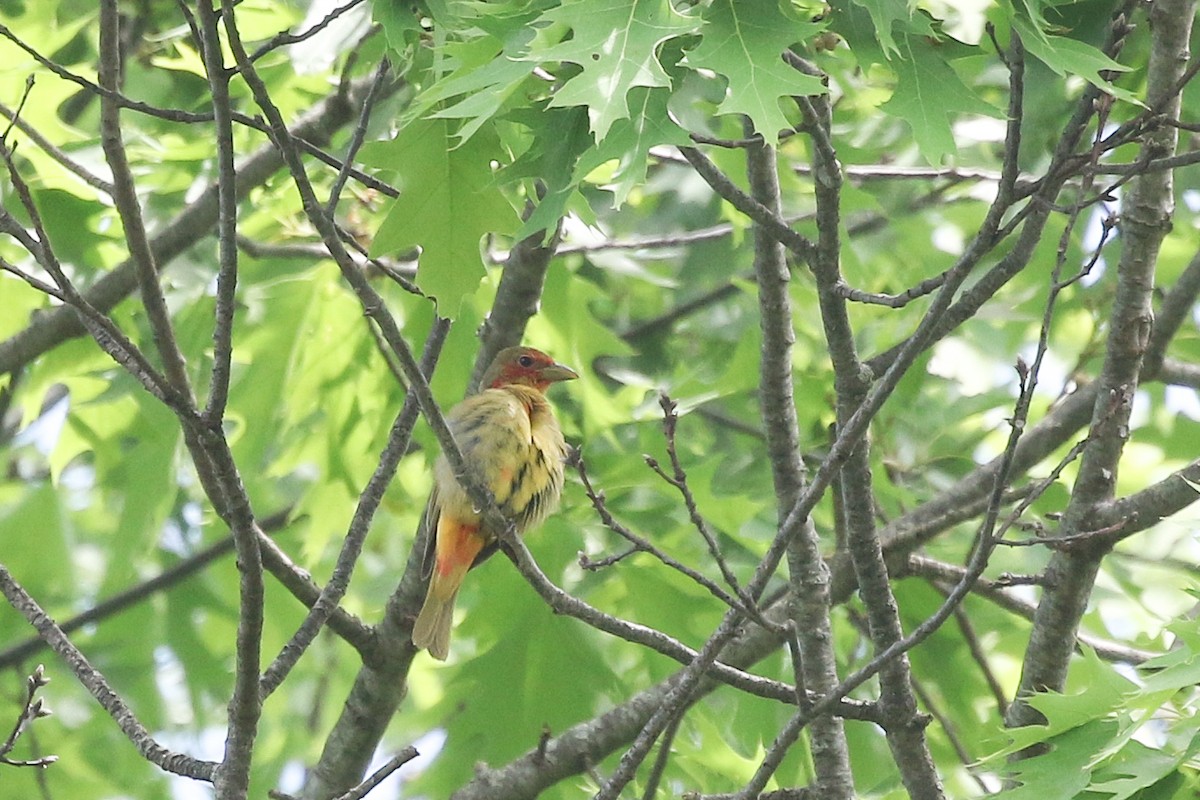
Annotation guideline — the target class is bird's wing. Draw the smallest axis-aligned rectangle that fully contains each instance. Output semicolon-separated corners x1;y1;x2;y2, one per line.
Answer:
419;484;441;581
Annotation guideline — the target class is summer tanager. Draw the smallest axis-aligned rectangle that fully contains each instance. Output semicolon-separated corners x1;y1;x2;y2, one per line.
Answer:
411;346;577;660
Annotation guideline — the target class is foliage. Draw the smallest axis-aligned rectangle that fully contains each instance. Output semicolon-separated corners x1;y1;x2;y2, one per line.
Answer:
0;0;1198;799
988;627;1200;800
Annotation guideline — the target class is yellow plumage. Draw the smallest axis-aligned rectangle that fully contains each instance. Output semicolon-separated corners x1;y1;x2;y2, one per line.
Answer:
411;347;576;660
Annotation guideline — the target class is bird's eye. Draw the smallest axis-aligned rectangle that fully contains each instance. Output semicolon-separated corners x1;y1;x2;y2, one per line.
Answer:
518;355;534;368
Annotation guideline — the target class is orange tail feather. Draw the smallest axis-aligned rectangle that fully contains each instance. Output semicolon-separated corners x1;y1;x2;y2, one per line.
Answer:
412;515;486;660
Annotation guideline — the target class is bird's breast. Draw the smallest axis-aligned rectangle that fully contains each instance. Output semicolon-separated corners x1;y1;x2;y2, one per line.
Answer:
437;386;567;533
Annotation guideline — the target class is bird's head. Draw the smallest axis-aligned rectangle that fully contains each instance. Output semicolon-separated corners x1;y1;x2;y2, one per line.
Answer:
481;346;579;392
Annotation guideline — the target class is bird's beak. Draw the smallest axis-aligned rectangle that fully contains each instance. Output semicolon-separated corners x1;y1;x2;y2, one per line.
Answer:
540;362;579;384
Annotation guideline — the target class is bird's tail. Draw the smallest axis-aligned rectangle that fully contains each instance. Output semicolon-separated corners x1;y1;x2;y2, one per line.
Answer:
412;582;460;661
412;516;485;660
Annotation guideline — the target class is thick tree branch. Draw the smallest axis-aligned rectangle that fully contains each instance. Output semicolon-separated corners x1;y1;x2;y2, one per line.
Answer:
1092;458;1200;548
1007;0;1196;734
470;217;563;391
1157;357;1200;388
744;127;853;798
798;88;942;798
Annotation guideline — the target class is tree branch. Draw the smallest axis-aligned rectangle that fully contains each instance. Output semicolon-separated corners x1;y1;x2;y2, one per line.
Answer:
0;665;57;769
677;145;817;263
1006;0;1196;735
259;317;449;697
743;123;854;799
0;73;383;379
98;1;195;402
0;563;218;781
193;0;239;424
470;213;564;392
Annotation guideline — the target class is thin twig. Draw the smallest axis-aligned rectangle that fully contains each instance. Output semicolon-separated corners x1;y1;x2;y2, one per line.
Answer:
0;255;67;301
0;96;113;194
325;58;391;216
574;455;776;631
907;558;1159;664
950;603;1009;718
640;710;683;800
652;394;745;596
835;271;949;308
99;0;194;401
0;665;57;769
330;747;420;800
178;6;267;796
234;235;418;277
0;136;190;415
909;678;990;795
0;564;218;781
194;0;239;424
249;0;369;62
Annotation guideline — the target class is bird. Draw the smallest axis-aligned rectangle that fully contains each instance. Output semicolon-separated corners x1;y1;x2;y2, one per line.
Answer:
411;345;578;660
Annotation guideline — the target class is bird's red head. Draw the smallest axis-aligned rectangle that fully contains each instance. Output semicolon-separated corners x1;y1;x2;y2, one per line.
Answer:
481;346;579;392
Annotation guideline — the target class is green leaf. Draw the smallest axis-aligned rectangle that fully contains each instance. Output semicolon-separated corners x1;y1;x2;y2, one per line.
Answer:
1089;739;1195;800
373;0;420;55
996;720;1115;798
682;0;827;144
503;105;594;240
829;0;936;69
102;393;180;590
1013;16;1140;107
575;86;690;207
850;0;909;58
0;481;73;594
879;37;1002;164
530;0;697;140
406;26;539;145
365;119;518;317
526;264;637;435
0;276;49;340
